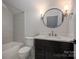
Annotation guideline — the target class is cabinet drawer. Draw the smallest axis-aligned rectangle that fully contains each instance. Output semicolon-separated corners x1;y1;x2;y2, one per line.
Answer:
34;39;49;47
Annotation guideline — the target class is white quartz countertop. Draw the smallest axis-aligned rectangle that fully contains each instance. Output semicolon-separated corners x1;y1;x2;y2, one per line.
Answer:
25;35;75;42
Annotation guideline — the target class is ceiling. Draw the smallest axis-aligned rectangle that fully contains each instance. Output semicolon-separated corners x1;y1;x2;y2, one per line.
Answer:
2;0;31;14
2;0;50;14
2;0;75;14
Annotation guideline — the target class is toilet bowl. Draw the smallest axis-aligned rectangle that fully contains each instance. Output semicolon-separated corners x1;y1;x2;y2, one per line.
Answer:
18;46;31;59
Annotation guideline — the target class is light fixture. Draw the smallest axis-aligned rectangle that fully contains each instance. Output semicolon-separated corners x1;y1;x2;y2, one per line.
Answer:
64;4;73;16
41;14;43;19
64;10;73;16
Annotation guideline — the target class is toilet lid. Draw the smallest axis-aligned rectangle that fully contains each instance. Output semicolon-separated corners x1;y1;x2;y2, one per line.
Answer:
19;47;31;53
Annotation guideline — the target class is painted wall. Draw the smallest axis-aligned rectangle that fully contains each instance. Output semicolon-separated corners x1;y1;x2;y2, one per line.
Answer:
2;4;13;44
13;12;25;43
24;7;40;36
24;8;40;46
25;0;76;37
69;0;76;37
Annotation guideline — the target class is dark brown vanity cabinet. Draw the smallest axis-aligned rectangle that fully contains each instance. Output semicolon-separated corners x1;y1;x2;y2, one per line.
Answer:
34;39;74;59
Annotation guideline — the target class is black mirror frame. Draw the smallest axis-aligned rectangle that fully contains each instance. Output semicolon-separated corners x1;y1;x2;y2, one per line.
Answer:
42;8;64;28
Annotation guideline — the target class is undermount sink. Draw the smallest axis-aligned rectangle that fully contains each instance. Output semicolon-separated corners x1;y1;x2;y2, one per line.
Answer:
25;34;74;42
35;34;74;42
35;34;59;38
35;34;60;39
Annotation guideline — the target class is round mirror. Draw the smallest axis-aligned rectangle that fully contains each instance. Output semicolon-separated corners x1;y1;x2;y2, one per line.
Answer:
42;8;64;28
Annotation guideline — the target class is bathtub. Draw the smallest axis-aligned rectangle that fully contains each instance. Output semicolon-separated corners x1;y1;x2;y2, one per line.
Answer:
2;42;24;59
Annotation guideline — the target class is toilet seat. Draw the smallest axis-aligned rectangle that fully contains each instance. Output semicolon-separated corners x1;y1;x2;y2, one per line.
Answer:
18;46;32;59
19;47;31;53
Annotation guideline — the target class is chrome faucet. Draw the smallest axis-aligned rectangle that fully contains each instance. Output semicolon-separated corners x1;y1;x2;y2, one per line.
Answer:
49;31;57;36
51;31;54;36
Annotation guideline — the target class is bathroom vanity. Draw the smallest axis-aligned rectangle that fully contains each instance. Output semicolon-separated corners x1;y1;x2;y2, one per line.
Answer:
34;39;74;59
24;8;75;59
29;35;75;59
25;35;75;59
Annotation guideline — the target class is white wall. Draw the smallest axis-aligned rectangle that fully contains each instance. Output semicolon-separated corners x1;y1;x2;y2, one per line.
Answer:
24;8;40;46
14;12;25;43
69;0;76;37
24;0;76;37
24;7;40;36
2;4;13;44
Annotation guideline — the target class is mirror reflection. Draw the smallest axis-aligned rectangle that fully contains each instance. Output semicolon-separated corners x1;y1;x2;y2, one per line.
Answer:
47;15;58;28
42;8;64;28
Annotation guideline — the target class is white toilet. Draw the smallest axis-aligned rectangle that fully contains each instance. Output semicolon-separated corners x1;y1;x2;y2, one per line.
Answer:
18;46;31;59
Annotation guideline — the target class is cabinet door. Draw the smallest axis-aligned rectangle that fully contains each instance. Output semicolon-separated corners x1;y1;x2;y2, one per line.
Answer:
45;40;74;59
35;53;45;59
35;39;45;59
34;39;74;59
49;41;73;53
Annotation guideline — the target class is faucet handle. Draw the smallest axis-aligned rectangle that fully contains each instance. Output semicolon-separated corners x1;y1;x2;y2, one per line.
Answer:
55;34;57;36
51;31;54;36
48;33;51;36
48;31;57;36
